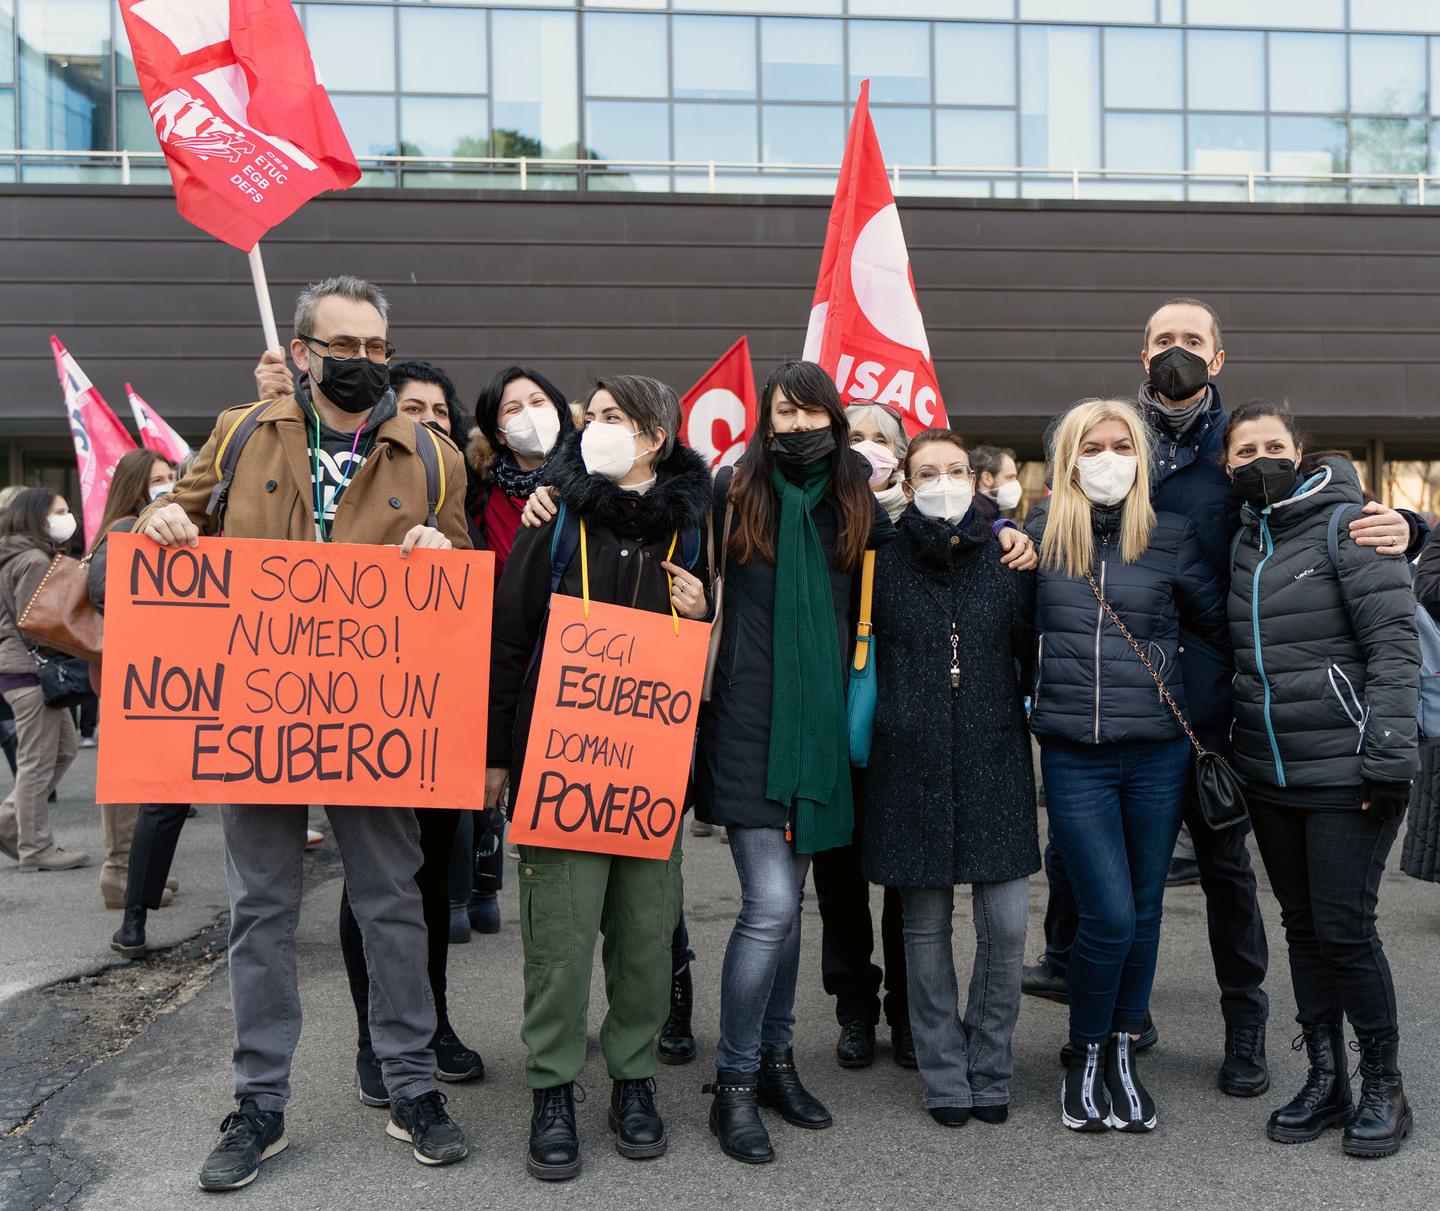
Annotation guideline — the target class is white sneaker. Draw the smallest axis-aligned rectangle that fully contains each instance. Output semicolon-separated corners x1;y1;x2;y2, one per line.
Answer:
305;829;324;848
79;735;98;749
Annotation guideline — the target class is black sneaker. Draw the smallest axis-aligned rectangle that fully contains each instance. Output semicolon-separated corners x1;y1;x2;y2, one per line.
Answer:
356;1042;388;1108
1166;856;1201;887
1104;1033;1157;1132
836;1020;876;1068
386;1090;468;1166
1060;1012;1158;1066
432;1024;485;1083
197;1100;288;1191
1021;961;1068;1004
1218;1022;1270;1097
1061;1040;1110;1132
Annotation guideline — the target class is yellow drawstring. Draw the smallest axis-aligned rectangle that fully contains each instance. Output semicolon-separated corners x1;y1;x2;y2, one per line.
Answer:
579;519;591;619
665;531;680;635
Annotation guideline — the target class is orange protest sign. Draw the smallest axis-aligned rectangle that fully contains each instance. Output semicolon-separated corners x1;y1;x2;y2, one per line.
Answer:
508;595;710;860
96;533;493;808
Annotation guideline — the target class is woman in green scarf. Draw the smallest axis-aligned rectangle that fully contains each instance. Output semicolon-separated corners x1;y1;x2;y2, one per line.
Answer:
695;361;891;1164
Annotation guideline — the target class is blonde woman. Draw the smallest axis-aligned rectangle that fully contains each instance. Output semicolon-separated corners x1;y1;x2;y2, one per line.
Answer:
1024;398;1228;1135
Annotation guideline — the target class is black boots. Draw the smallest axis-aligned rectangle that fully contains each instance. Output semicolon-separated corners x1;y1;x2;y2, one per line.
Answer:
527;1083;581;1181
657;967;696;1065
1218;1022;1270;1097
110;905;147;959
608;1078;667;1158
1342;1039;1412;1159
757;1047;832;1129
706;1070;774;1164
1103;1032;1157;1133
1267;1023;1352;1144
835;1020;875;1068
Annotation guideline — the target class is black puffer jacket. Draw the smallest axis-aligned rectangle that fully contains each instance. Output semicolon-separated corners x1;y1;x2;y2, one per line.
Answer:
860;506;1039;888
486;432;713;790
1229;457;1418;790
1026;501;1229;745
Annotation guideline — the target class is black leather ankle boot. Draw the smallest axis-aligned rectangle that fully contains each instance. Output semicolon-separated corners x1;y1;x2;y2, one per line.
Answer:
609;1078;666;1159
527;1083;580;1181
657;967;696;1065
1342;1039;1412;1159
1267;1023;1352;1144
706;1069;774;1164
758;1047;832;1129
110;905;147;958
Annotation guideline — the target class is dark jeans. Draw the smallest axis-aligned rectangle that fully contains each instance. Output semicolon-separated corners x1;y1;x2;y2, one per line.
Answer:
340;808;458;1041
74;692;98;739
1040;752;1270;1027
1248;801;1401;1041
1041;737;1190;1041
812;840;908;1028
124;804;190;910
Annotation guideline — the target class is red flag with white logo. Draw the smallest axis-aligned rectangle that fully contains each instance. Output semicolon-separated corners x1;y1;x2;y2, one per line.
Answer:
127;383;194;464
680;336;758;470
51;337;139;546
119;0;360;252
802;81;945;435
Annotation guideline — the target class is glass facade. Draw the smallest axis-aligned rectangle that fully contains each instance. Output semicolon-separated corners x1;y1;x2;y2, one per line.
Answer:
5;0;1440;201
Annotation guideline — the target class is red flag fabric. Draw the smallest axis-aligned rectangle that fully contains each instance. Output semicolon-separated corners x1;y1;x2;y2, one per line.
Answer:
119;0;360;252
126;383;194;464
802;81;945;435
51;337;139;546
680;336;758;470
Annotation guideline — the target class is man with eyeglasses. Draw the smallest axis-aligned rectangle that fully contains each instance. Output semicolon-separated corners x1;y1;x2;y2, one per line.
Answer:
136;276;473;1191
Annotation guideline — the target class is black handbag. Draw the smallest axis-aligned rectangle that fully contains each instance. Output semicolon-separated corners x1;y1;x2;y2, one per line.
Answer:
33;652;93;710
1084;572;1249;832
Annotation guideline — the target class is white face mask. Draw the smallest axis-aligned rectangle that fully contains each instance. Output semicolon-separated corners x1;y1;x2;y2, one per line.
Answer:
148;483;174;502
912;475;974;524
581;422;642;481
853;440;898;489
47;513;77;545
1076;451;1138;507
503;405;561;460
994;480;1023;511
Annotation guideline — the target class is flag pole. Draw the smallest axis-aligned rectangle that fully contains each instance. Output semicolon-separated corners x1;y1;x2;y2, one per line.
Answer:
247;243;282;353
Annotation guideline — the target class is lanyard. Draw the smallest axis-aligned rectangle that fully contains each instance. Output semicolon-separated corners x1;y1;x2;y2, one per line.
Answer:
578;520;681;634
311;413;369;542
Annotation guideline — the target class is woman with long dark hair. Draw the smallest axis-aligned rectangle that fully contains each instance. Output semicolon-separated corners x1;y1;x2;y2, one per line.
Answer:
696;361;889;1164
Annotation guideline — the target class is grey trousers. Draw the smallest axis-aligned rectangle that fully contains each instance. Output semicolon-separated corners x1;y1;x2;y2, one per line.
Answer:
220;804;437;1111
0;684;77;862
899;877;1029;1110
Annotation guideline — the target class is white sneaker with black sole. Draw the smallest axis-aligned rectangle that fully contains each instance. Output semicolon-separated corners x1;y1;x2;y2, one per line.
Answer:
1105;1031;1158;1132
1061;1039;1110;1131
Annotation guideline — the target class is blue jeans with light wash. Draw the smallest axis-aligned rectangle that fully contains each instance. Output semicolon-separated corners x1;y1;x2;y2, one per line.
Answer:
716;826;812;1073
1040;736;1190;1042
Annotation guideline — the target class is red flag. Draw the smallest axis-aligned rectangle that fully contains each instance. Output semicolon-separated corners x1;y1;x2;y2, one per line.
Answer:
119;0;360;252
680;337;758;470
51;337;139;546
127;383;194;464
802;81;944;435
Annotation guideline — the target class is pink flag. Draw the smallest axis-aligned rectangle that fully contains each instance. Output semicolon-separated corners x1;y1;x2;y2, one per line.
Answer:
127;383;193;464
50;336;139;545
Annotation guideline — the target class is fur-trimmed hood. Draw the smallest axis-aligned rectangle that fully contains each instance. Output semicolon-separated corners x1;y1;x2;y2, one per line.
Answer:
547;429;713;538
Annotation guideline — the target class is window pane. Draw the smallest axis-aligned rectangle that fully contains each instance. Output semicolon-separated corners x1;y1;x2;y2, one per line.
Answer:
1352;117;1427;173
17;0;112;150
936;108;1014;165
935;23;1014;106
0;89;13;146
1351;35;1425;114
674;102;757;162
763;104;844;163
1105;113;1183;171
1188;0;1344;29
849;20;930;104
676;0;838;11
851;1;1012;14
1020;25;1099;168
1186;30;1263;111
1188;113;1264;172
585;100;668;161
674;16;755;100
585;13;666;98
1103;29;1182;110
401;97;488;159
869;105;931;165
307;5;394;93
1270;115;1345;174
493;11;578;157
761;18;843;101
1022;0;1150;19
0;0;12;86
1350;1;1440;33
331;94;397;158
112;1;135;88
401;9;486;95
116;90;158;151
1268;33;1345;113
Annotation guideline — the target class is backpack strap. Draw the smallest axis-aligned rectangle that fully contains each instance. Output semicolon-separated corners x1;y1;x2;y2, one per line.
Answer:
1326;502;1361;571
679;525;702;571
412;421;447;529
547;502;580;595
204;401;270;527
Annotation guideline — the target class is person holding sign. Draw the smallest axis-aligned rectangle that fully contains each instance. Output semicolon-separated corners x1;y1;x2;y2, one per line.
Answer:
859;429;1039;1128
486;375;711;1183
694;362;892;1166
135;276;474;1191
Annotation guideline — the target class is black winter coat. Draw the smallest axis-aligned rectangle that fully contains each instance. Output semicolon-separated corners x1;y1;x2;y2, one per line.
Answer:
1027;502;1229;746
860;507;1040;888
485;432;713;790
694;463;892;830
1229;458;1418;791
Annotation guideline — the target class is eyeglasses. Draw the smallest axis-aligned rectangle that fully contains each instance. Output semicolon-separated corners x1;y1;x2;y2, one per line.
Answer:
907;466;974;485
298;334;395;363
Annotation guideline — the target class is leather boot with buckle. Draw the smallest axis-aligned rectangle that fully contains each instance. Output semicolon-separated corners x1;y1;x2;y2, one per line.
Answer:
705;1070;773;1164
758;1046;832;1129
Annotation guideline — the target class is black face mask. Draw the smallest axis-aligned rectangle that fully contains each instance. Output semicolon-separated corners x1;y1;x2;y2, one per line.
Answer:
769;427;836;473
1231;456;1297;512
1148;345;1210;402
317;356;391;415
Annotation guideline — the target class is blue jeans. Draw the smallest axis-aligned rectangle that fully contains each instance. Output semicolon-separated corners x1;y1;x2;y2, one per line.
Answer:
716;826;812;1073
1040;737;1190;1042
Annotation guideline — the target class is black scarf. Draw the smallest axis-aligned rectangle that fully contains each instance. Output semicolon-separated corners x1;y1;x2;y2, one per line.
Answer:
492;449;555;501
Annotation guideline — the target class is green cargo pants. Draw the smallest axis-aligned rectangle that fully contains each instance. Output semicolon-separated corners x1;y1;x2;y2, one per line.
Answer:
518;832;683;1089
